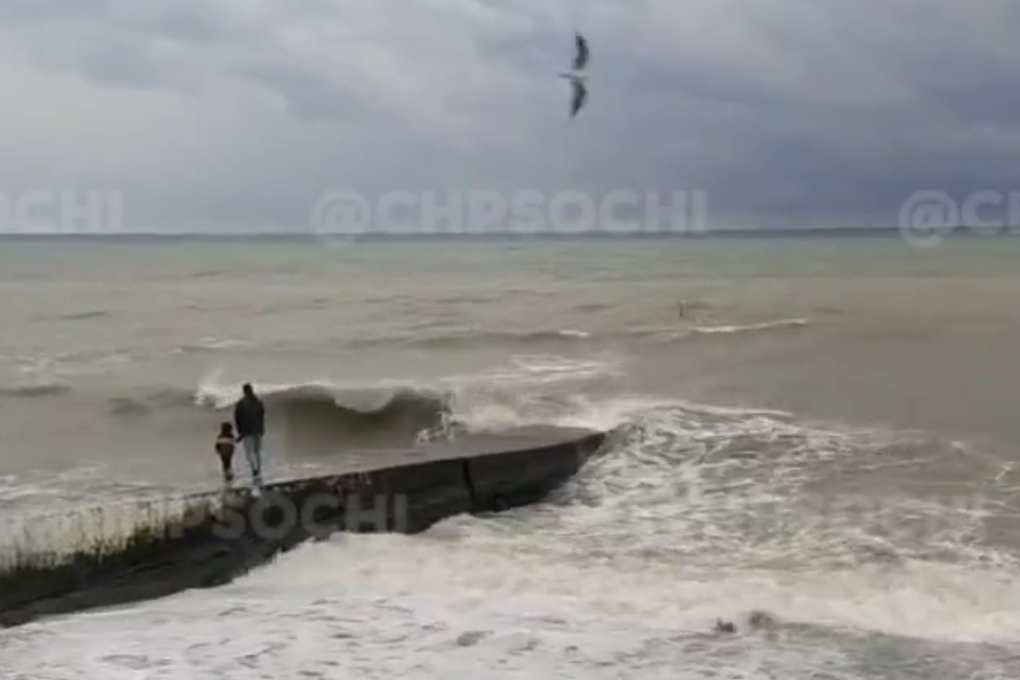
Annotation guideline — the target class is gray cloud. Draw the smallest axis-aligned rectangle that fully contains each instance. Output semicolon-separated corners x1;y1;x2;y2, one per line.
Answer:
0;0;1017;232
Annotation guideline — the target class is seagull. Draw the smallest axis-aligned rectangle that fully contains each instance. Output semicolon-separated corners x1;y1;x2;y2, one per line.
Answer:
559;31;589;118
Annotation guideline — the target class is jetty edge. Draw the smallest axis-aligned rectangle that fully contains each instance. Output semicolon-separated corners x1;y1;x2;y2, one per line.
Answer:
0;426;606;628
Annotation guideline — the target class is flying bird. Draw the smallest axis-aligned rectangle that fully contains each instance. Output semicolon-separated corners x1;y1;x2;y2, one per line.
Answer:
559;32;589;118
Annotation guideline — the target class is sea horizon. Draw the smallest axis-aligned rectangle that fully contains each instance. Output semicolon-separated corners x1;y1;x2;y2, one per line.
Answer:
0;225;1015;241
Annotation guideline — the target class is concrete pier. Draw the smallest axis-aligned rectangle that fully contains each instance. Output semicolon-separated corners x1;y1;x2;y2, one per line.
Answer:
0;426;606;628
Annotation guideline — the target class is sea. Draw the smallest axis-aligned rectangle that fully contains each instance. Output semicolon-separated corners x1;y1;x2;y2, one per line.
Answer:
1;233;1020;678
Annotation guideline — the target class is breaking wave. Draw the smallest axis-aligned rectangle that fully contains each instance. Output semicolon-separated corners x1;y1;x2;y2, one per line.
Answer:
193;358;622;445
99;356;625;451
204;380;452;443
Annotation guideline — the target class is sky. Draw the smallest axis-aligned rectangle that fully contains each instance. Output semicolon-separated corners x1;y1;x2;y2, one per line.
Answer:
0;0;1018;233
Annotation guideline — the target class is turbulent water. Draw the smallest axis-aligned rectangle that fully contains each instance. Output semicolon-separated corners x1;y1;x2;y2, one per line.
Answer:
2;235;1020;678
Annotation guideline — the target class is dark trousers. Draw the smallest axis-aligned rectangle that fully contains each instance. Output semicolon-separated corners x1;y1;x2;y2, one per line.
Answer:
218;451;234;482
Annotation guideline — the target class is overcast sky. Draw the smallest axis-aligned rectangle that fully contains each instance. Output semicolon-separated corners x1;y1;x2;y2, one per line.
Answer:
0;0;1017;232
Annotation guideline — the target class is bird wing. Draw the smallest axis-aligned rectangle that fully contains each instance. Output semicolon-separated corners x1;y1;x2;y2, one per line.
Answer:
570;77;587;118
573;33;589;70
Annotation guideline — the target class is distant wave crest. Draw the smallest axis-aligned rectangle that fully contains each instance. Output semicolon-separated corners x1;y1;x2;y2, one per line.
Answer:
340;318;810;349
688;318;810;335
345;328;591;349
0;382;72;398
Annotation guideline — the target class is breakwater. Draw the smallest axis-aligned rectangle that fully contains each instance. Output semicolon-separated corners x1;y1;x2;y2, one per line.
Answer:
0;426;606;628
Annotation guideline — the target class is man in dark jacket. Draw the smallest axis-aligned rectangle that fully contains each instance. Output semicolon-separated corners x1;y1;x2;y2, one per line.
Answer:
233;383;265;487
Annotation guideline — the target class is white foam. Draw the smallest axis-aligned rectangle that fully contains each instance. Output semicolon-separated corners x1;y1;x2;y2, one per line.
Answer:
689;317;811;335
14;348;135;377
237;532;1020;643
2;531;1017;679
0;582;857;679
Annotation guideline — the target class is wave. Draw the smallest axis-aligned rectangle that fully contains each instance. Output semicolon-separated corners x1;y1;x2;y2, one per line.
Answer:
609;317;813;343
200;380;452;445
189;269;227;278
101;357;623;453
342;318;809;349
43;310;111;322
345;328;592;349
201;363;614;443
171;339;253;354
688;317;811;335
0;382;72;398
99;380;449;443
573;301;614;312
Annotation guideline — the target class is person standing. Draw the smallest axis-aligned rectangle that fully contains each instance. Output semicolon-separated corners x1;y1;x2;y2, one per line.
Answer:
214;422;236;485
233;383;265;487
